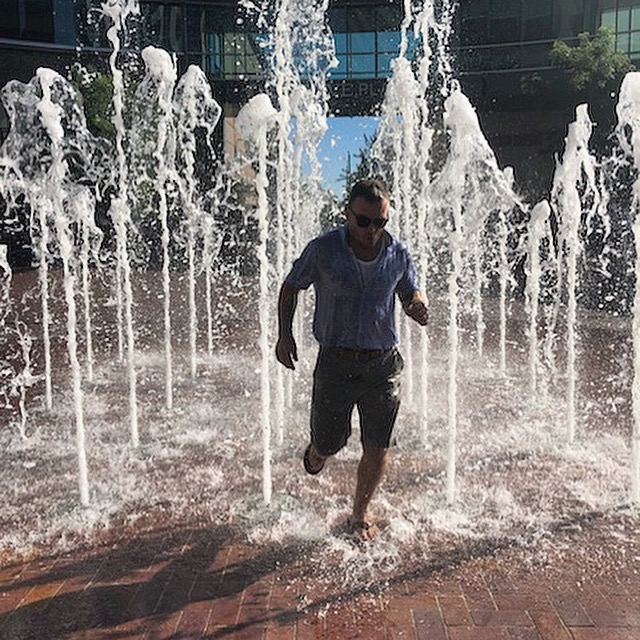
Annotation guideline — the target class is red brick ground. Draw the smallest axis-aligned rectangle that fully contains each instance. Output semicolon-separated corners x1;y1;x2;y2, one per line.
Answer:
0;513;638;640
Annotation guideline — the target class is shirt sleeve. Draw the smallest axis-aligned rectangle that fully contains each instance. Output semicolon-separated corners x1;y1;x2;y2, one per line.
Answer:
395;248;420;299
285;239;318;290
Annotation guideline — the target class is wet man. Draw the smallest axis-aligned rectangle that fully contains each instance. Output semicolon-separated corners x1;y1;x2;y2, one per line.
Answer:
275;178;428;541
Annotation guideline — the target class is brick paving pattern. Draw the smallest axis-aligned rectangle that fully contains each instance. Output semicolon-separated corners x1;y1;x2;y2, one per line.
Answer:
0;512;638;639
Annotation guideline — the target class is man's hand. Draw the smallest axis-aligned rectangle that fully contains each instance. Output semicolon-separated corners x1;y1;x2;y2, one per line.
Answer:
404;293;429;326
276;334;298;370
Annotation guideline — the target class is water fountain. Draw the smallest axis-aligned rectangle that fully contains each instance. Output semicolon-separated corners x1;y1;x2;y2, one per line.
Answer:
0;0;637;582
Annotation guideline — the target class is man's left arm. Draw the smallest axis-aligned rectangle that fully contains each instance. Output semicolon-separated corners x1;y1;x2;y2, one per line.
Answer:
400;290;429;326
397;250;428;326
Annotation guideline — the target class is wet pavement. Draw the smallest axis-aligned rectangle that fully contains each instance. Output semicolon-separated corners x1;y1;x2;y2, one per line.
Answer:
1;510;638;640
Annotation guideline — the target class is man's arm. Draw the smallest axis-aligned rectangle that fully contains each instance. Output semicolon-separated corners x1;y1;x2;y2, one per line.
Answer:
400;290;429;326
275;281;300;369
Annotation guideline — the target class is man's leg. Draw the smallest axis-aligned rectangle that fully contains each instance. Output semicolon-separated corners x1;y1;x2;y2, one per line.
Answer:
350;440;388;540
350;349;403;540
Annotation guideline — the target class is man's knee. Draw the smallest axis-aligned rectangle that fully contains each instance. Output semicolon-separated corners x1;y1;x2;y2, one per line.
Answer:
362;439;388;462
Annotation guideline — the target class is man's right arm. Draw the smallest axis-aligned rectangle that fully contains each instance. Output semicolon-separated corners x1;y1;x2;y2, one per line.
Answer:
275;281;299;370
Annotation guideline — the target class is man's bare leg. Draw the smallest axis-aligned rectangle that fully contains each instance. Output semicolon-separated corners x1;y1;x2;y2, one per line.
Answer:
350;440;388;541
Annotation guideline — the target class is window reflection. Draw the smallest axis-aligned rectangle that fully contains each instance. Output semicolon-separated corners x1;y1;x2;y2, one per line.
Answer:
599;1;640;60
73;1;409;82
0;0;54;42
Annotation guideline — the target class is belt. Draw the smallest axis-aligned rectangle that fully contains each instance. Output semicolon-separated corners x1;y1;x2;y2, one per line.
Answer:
325;346;390;361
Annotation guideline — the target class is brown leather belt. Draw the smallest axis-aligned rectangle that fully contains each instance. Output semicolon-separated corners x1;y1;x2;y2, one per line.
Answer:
325;346;390;361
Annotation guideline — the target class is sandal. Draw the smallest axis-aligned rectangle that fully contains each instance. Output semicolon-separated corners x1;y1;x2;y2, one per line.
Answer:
303;444;325;475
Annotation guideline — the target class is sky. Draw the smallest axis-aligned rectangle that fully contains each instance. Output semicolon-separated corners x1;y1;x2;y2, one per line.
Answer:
317;115;380;197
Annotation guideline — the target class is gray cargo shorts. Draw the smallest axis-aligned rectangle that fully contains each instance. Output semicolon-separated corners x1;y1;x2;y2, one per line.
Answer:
310;346;404;456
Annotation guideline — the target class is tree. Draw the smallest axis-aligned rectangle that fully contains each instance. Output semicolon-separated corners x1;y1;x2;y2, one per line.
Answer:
69;65;116;139
550;27;634;93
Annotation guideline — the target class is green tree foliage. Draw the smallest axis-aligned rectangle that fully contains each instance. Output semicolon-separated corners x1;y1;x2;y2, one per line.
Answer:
69;66;115;139
550;27;634;92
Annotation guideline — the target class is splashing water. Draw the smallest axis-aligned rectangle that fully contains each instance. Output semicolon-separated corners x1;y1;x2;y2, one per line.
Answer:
0;0;638;583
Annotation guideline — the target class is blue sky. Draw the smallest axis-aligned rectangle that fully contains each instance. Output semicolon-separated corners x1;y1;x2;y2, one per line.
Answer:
317;115;379;197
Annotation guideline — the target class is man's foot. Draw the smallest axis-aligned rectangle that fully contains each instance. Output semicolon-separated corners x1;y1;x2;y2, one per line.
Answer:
303;444;325;475
347;517;379;542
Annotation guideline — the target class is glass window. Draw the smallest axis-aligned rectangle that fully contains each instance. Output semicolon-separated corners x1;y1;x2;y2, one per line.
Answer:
351;53;375;76
374;5;402;31
490;0;521;18
523;0;552;39
329;56;346;79
618;8;632;31
489;17;520;43
461;17;489;44
349;7;371;33
520;42;550;67
378;31;400;52
328;7;347;32
377;52;395;76
0;0;20;38
334;32;347;56
555;0;587;37
23;0;54;41
633;7;640;30
630;30;640;55
601;10;617;29
142;4;183;52
186;6;204;52
350;31;374;54
523;0;552;19
465;0;490;19
617;31;631;52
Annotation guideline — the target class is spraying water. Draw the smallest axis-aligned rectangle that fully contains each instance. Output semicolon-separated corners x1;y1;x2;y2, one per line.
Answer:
135;46;178;410
103;0;140;447
550;104;600;444
430;88;522;503
616;72;640;504
37;68;90;506
0;0;639;569
526;200;552;395
174;66;222;379
236;93;278;505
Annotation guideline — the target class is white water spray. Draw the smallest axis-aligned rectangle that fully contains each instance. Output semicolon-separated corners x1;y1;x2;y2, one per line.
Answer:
37;68;90;506
551;104;599;444
174;66;222;380
616;71;640;504
526;200;552;394
237;93;278;505
139;46;178;410
103;0;140;447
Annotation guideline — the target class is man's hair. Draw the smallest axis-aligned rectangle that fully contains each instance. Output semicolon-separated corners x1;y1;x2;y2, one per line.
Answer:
348;178;390;207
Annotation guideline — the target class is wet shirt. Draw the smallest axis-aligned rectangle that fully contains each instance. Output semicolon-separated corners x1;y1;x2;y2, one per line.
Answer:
285;225;419;350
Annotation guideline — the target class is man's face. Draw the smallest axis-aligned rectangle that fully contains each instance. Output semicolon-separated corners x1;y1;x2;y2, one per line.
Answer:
345;196;389;253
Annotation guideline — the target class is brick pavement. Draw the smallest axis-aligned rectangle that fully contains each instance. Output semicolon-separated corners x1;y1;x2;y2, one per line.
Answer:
0;513;638;640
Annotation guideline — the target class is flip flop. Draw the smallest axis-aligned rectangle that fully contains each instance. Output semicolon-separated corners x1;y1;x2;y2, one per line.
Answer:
303;444;325;475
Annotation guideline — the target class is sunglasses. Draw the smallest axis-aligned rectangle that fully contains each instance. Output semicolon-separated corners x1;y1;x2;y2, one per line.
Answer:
348;206;388;229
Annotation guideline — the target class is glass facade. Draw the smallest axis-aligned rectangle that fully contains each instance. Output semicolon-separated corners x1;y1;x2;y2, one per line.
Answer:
0;0;54;42
600;0;640;58
133;1;409;81
456;0;640;77
328;4;410;79
2;1;639;92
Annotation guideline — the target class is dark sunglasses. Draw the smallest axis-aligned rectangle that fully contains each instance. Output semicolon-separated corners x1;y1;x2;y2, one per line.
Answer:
348;206;388;229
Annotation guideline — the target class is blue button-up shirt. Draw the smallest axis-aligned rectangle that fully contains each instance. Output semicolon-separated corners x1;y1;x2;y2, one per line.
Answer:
285;225;420;350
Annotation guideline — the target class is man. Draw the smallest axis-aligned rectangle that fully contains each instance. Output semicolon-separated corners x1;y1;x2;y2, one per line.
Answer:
275;178;428;541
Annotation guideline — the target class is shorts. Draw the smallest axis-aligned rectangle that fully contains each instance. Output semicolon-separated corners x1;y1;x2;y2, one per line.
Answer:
310;347;404;456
